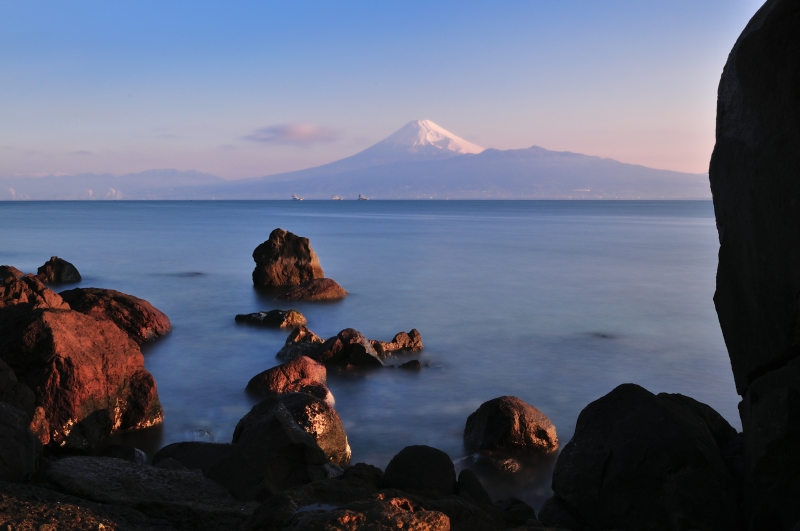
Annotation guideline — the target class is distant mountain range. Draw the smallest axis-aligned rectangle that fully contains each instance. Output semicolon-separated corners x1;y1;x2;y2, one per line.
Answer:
0;120;710;200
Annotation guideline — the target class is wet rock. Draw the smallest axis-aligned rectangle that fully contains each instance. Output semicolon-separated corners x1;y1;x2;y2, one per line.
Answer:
234;393;350;468
152;441;235;475
236;309;307;328
252;228;324;288
0;480;172;531
207;397;342;501
276;326;325;361
46;456;256;531
0;403;38;483
0;274;69;310
464;396;558;456
548;383;741;531
383;445;457;498
456;469;493;507
60;287;172;344
400;359;422;370
247;356;334;406
0;358;35;419
36;256;81;284
277;278;347;302
371;329;424;357
0;265;23;281
0;308;163;448
709;1;800;527
318;328;384;368
99;444;147;465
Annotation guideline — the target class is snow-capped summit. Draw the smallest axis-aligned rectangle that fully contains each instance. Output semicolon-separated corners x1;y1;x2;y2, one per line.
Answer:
377;119;484;155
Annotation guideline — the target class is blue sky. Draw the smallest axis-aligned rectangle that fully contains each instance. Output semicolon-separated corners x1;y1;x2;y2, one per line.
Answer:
0;1;765;179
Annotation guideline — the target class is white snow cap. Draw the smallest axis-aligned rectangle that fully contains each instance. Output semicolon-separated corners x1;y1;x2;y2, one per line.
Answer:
380;119;484;154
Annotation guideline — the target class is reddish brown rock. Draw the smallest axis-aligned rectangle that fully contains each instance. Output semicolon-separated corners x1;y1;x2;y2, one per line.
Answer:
464;396;558;456
36;256;81;284
246;356;334;406
0;308;163;448
60;287;171;344
252;228;324;288
276;326;325;361
371;329;424;358
0;265;23;281
0;275;69;310
277;278;347;302
317;328;383;368
236;309;307;328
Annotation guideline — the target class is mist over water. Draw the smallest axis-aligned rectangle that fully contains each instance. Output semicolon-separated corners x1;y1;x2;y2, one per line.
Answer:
0;200;736;508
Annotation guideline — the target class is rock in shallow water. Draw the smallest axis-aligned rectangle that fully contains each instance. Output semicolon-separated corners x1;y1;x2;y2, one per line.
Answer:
276;326;326;361
246;356;334;406
235;308;307;328
464;396;558;456
36;256;81;284
277;278;347;301
252;228;324;288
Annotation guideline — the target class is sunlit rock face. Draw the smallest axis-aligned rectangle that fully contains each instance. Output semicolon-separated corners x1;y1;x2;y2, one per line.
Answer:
710;0;800;528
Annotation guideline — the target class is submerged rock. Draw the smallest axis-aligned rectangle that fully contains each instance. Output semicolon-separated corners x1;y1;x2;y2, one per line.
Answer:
36;256;81;284
60;287;172;344
277;278;347;301
235;309;307;328
276;326;325;361
246;356;334;406
252;228;324;288
464;396;558;457
542;383;741;531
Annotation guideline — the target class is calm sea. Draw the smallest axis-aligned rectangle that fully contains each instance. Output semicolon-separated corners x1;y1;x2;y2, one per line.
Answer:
0;200;736;508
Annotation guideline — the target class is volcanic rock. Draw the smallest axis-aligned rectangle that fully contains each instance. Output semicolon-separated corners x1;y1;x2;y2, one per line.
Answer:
317;328;384;367
246;356;334;406
207;397;342;501
0;274;69;310
544;383;741;531
235;309;307;328
60;287;172;344
0;265;23;281
276;326;325;361
0;308;163;448
36;256;81;284
709;0;800;527
46;456;256;530
0;358;35;419
252;228;324;288
371;329;424;357
0;403;38;483
277;278;347;301
383;445;457;498
464;396;558;456
234;393;350;468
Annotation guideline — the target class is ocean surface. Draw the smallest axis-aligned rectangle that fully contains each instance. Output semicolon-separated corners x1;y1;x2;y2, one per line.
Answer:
0;200;737;508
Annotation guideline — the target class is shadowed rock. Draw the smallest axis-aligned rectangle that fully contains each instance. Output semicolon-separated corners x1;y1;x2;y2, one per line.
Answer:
0;403;38;483
236;309;307;328
277;278;347;302
252;228;324;288
60;287;172;344
36;256;81;284
383;445;457;498
0;359;35;419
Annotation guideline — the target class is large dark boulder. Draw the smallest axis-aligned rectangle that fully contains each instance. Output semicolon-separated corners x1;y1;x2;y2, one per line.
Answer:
246;356;334;406
383;445;457;498
36;256;81;284
464;396;558;457
709;1;800;529
252;228;324;288
0;403;38;483
542;384;741;531
60;287;172;344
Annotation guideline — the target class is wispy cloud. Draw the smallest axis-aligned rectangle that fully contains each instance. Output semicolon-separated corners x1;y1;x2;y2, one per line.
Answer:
243;123;338;145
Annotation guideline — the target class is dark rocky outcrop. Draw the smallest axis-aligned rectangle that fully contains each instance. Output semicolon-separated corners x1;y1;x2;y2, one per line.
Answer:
542;383;741;531
317;328;384;368
234;393;350;468
371;329;424;357
60;287;172;344
0;274;70;310
236;309;307;328
276;278;347;302
0;358;35;419
0;265;23;281
252;228;324;288
464;396;558;457
36;256;81;284
246;356;334;406
709;1;800;529
276;326;325;361
383;445;457;498
0;307;163;448
45;456;257;530
0;403;38;483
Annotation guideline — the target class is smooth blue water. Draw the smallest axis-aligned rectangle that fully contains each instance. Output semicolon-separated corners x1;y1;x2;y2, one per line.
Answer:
0;200;736;507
